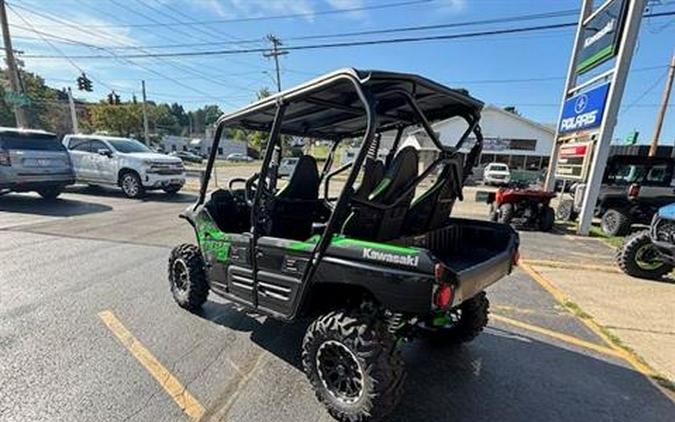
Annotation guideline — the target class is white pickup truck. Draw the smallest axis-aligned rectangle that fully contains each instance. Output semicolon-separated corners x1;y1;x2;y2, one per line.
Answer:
62;134;186;198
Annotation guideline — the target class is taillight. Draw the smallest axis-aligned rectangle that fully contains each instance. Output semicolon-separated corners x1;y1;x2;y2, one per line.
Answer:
513;249;520;265
0;150;10;166
434;283;453;309
628;184;640;198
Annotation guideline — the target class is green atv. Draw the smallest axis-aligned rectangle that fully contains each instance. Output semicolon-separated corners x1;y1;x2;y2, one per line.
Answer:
168;69;519;421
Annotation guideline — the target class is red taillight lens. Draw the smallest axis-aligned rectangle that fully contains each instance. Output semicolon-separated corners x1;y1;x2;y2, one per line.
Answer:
434;283;453;309
628;184;640;198
0;150;10;166
513;249;520;265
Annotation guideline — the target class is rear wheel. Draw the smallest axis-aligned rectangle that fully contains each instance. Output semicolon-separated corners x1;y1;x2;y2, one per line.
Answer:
163;185;182;195
302;309;405;422
601;208;632;236
419;292;489;344
168;244;209;311
37;187;62;200
616;230;672;279
498;203;514;224
539;206;555;231
120;171;145;199
488;203;498;222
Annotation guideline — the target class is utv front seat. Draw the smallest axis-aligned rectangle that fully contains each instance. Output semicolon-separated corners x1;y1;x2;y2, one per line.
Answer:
342;147;418;241
402;159;463;235
353;158;385;200
271;155;320;239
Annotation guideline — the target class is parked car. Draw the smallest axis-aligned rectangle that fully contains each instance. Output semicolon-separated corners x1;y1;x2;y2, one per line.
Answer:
225;152;253;162
483;162;511;186
62;134;185;198
616;203;675;279
0;127;74;199
278;156;299;177
170;151;203;164
557;155;675;236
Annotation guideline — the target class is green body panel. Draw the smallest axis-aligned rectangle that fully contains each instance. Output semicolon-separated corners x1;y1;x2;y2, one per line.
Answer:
195;213;230;263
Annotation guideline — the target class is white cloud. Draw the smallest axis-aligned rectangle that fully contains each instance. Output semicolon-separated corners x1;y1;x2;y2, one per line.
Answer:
7;8;137;48
439;0;467;13
201;0;315;20
325;0;367;20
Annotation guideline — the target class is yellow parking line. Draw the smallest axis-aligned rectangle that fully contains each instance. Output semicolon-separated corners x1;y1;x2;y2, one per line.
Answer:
491;314;622;358
518;262;657;379
98;310;205;421
521;259;620;274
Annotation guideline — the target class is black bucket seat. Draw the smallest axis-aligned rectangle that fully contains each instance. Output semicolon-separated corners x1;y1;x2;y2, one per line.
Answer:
342;146;418;241
271;155;320;239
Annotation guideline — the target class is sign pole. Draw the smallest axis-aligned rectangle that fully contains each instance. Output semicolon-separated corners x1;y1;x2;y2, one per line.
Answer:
576;0;646;235
67;87;78;134
544;0;594;192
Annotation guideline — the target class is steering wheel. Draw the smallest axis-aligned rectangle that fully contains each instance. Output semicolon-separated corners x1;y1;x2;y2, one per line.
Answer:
228;177;248;191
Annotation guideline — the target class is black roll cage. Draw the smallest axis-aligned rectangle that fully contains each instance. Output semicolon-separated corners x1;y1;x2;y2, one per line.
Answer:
197;71;483;318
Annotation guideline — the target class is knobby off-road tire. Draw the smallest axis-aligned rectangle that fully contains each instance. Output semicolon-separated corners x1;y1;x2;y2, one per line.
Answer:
420;292;489;344
302;309;405;422
498;203;514;225
539;206;555;232
601;208;632;237
488;203;498;222
616;230;672;280
168;244;209;311
556;199;577;222
120;171;145;199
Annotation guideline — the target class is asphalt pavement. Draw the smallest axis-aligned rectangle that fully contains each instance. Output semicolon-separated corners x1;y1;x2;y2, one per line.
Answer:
0;186;673;422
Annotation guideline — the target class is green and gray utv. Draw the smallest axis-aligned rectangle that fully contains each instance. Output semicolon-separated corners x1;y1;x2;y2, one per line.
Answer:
168;69;519;421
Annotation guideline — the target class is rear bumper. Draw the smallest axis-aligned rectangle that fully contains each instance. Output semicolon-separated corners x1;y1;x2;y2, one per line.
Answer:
484;175;510;184
0;176;75;191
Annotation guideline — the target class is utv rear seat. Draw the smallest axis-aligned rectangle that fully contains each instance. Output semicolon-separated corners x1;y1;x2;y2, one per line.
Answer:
342;146;418;241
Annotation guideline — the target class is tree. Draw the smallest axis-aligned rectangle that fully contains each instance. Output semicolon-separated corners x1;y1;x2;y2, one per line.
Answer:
89;102;143;137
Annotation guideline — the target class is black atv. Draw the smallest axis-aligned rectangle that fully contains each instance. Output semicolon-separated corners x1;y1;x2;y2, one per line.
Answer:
616;203;675;279
168;69;519;421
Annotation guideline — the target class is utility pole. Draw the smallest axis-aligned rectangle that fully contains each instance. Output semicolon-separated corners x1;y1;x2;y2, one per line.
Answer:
649;52;675;157
141;80;149;144
0;0;27;127
263;34;288;92
66;87;78;133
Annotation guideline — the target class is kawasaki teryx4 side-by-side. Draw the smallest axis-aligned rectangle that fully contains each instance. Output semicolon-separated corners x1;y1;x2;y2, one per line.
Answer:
168;69;519;421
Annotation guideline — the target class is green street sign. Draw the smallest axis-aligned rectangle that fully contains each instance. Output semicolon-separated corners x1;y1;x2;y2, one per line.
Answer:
626;130;639;145
4;91;31;107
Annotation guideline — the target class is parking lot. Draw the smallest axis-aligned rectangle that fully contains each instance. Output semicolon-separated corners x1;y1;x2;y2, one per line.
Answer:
1;182;674;422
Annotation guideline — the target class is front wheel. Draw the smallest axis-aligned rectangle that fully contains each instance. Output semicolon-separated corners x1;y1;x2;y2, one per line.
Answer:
120;171;145;199
498;203;514;224
616;230;672;279
36;187;62;200
302;309;405;422
168;244;209;310
418;291;489;344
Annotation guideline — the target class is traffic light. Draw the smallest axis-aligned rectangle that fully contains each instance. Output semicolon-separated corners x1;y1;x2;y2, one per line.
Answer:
76;73;93;92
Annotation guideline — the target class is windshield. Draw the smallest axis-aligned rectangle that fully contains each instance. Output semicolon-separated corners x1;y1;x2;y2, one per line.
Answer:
489;164;508;171
107;138;151;153
0;132;64;151
607;163;672;186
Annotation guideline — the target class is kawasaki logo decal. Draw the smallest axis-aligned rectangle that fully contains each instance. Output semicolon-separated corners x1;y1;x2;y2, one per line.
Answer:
362;248;419;267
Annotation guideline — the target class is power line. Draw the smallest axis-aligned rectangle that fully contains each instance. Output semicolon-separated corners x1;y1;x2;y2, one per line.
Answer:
22;10;675;61
24;0;432;28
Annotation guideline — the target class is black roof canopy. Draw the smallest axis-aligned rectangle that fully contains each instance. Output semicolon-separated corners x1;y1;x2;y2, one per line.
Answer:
217;68;484;139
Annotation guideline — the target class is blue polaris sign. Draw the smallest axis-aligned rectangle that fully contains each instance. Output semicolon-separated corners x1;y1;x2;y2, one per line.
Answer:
558;83;610;134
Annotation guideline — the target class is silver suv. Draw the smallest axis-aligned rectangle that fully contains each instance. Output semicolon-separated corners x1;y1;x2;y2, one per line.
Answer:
0;127;75;199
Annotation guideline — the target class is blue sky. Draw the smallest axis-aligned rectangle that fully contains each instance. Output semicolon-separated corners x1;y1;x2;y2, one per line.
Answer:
7;0;675;143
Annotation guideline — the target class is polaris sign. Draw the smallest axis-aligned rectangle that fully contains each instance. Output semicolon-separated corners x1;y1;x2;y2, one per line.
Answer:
558;83;610;134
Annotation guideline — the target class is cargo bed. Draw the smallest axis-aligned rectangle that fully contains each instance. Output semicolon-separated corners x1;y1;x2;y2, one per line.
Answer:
397;218;519;305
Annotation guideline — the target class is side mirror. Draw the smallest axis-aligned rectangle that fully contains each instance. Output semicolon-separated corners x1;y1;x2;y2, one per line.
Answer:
98;149;113;157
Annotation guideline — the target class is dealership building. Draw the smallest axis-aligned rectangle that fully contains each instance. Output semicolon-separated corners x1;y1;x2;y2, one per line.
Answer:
401;105;556;171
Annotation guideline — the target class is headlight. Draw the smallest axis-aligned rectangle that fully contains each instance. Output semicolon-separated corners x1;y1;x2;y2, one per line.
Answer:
143;159;153;165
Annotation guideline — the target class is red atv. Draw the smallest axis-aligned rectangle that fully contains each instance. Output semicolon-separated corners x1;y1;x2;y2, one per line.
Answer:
487;182;556;231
